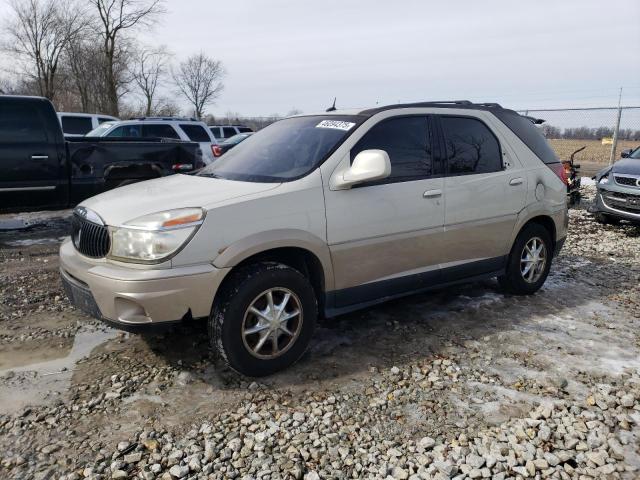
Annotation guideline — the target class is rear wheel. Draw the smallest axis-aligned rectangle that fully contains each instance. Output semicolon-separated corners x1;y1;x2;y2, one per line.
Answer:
595;212;620;225
498;223;552;295
209;262;317;376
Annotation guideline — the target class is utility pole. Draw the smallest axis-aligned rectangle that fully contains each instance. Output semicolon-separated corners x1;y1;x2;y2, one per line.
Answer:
609;87;623;165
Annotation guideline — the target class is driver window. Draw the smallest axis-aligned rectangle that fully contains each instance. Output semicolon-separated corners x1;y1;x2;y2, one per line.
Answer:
351;116;433;184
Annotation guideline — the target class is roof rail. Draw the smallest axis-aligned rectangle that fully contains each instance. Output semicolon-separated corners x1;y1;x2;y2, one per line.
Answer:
423;100;473;105
358;100;507;117
475;102;503;108
131;116;199;121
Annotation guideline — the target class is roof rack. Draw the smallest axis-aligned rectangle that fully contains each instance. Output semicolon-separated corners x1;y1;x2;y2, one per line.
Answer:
359;100;507;117
404;100;503;108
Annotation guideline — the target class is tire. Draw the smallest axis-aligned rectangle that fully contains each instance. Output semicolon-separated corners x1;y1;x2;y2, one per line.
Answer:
498;223;553;295
595;212;620;225
209;262;317;376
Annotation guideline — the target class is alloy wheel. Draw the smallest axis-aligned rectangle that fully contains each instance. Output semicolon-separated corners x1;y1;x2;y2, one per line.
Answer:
520;237;547;283
241;288;303;359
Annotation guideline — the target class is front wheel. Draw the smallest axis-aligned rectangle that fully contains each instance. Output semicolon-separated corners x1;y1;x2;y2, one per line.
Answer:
209;262;317;376
498;223;553;295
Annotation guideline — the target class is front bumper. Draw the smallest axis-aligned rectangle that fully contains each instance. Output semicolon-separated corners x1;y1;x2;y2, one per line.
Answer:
59;239;228;326
594;183;640;223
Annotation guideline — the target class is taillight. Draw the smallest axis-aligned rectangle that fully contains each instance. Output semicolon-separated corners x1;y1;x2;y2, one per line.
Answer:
548;162;567;185
212;145;222;157
172;163;193;171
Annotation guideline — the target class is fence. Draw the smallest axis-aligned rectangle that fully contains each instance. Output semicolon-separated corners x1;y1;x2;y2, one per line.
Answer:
515;106;640;164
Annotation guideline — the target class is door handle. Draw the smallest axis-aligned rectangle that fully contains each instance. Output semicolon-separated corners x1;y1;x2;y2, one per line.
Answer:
423;189;442;198
31;155;49;160
509;178;523;186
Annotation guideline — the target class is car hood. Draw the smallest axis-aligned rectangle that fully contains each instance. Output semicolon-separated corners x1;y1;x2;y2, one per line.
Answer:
611;158;640;175
80;174;280;225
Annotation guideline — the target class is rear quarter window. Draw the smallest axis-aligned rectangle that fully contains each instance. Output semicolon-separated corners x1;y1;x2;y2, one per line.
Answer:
180;124;211;142
61;116;93;135
493;110;559;164
222;126;237;138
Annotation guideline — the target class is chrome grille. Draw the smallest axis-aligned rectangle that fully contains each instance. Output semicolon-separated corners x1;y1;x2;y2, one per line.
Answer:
71;213;110;258
614;175;639;187
602;190;640;214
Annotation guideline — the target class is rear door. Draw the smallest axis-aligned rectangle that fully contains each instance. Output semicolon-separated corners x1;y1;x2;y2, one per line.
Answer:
0;99;66;210
438;114;526;280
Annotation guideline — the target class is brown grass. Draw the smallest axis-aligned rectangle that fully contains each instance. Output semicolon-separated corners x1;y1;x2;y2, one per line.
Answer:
547;139;638;164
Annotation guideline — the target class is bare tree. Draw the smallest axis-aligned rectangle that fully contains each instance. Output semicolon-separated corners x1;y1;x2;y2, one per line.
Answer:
66;39;103;112
173;53;225;119
3;0;86;102
131;46;168;116
88;0;165;116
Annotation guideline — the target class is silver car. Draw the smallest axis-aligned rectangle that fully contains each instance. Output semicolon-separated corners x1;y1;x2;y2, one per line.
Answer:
593;147;640;224
60;100;568;376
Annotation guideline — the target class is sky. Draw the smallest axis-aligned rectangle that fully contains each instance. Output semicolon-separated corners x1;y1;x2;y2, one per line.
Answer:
1;0;640;118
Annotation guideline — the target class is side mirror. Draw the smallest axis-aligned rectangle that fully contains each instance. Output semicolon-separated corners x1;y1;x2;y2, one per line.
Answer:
333;149;391;189
621;149;632;158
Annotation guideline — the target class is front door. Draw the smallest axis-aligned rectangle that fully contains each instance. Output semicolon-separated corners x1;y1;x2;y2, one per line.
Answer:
0;99;65;211
324;115;446;308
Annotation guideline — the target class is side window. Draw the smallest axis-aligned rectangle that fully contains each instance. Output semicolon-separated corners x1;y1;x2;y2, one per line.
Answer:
107;125;141;137
179;124;211;142
222;126;236;138
0;103;47;143
440;116;502;175
61;116;94;135
142;124;180;139
351;116;433;183
238;127;253;133
209;127;220;138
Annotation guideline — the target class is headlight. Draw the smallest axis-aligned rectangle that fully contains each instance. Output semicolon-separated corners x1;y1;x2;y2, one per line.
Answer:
109;208;204;263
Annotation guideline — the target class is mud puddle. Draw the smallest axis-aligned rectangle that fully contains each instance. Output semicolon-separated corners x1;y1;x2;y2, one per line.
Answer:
0;326;117;415
0;210;71;248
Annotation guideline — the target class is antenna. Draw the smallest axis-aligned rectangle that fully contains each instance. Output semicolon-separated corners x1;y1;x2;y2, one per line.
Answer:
326;97;337;112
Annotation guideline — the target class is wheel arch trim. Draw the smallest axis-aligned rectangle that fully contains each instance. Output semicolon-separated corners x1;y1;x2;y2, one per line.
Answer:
212;229;335;291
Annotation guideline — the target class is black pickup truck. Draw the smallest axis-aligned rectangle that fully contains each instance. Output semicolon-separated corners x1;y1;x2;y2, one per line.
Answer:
0;96;204;213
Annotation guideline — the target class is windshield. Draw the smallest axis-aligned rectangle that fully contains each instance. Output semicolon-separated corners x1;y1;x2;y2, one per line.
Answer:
86;122;116;137
198;115;362;182
630;148;640;159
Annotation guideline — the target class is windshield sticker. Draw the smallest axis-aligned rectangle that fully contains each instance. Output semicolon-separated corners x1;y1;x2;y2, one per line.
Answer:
316;120;356;131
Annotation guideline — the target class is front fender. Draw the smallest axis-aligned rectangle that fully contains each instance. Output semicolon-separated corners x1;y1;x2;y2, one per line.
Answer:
212;229;335;291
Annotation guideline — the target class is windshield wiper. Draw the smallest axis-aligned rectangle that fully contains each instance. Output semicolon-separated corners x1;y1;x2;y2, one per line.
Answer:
198;172;222;178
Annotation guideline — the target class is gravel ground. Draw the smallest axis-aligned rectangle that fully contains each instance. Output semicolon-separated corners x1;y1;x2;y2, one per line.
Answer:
0;185;638;480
